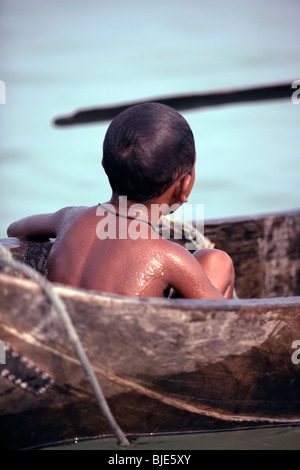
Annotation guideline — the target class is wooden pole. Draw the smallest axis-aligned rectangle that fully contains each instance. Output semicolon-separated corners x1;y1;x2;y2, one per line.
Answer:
53;82;293;126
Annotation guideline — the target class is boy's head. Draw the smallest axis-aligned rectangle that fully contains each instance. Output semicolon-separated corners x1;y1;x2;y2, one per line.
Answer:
102;102;196;203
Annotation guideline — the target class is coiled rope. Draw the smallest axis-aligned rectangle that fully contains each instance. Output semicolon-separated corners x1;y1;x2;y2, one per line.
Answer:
160;215;215;250
0;242;130;447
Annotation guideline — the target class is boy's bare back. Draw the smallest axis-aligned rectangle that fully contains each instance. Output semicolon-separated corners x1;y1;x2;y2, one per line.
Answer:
7;204;233;299
46;205;172;297
7;103;235;300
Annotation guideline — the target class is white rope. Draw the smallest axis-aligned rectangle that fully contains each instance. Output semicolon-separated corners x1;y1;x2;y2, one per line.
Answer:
0;242;130;447
159;215;215;249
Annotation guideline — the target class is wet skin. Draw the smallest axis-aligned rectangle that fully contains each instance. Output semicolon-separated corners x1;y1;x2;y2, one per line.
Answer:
7;204;235;299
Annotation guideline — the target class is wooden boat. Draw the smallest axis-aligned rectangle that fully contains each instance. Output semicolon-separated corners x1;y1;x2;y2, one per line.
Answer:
0;209;300;449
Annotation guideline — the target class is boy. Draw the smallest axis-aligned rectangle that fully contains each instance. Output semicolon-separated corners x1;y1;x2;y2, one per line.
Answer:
7;103;234;299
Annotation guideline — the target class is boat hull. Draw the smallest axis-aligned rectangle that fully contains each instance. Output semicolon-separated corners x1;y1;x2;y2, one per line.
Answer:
0;209;300;449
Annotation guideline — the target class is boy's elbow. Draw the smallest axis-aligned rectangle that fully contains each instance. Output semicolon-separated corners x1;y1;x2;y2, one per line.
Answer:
7;220;25;238
7;222;17;237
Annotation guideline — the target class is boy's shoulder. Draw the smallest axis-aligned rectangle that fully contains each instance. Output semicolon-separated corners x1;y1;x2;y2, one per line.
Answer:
155;235;195;264
56;205;96;224
50;205;98;240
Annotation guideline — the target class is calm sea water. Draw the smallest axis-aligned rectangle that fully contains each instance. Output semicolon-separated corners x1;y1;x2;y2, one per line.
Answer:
0;0;299;450
0;0;299;238
40;426;300;450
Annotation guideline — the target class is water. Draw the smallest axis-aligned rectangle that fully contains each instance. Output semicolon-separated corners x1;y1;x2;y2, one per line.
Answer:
40;426;300;450
0;0;299;238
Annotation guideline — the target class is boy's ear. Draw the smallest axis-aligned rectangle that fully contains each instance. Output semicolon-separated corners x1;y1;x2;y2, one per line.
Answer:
174;174;193;203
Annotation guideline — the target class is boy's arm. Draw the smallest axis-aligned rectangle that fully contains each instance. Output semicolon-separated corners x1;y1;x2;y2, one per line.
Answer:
7;208;68;239
165;242;225;300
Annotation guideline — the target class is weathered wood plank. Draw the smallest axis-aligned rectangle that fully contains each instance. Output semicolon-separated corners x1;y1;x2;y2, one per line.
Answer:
205;210;300;298
0;272;299;417
0;210;300;449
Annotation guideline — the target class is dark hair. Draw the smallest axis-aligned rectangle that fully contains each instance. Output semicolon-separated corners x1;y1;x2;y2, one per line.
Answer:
102;102;196;203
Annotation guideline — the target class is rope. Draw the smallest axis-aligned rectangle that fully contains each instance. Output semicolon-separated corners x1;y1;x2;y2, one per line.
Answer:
160;215;215;250
0;242;130;447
